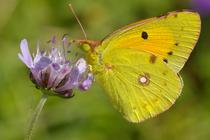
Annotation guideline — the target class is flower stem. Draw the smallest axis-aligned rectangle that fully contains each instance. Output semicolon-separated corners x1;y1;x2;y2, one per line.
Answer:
25;93;48;140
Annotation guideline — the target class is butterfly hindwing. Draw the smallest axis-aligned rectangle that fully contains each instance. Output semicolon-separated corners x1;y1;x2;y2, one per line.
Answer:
101;11;201;72
96;48;183;123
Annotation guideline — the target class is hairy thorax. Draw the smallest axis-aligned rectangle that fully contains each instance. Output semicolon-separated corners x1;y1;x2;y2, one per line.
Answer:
87;44;114;75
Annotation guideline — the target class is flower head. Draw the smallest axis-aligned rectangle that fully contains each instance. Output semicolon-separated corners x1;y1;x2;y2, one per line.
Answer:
18;37;93;98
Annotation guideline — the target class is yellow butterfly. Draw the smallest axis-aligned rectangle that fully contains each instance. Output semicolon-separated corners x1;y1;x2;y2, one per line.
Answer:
74;10;201;123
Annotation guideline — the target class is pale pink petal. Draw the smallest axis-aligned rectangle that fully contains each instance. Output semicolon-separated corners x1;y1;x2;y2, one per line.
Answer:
19;39;34;68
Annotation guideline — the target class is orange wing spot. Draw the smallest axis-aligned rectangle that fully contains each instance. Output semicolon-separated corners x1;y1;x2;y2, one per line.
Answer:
150;54;157;64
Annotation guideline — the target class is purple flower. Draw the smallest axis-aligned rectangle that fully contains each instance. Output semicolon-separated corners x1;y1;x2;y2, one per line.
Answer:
18;37;93;98
191;0;210;17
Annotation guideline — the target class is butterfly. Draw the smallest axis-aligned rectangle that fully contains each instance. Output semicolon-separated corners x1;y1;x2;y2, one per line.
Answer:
74;9;201;123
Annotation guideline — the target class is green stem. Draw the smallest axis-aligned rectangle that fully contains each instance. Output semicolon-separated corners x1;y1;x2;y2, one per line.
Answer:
25;93;48;140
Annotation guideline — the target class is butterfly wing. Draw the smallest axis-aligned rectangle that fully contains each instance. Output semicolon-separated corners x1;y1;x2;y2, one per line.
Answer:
90;10;200;122
100;10;201;72
97;48;183;123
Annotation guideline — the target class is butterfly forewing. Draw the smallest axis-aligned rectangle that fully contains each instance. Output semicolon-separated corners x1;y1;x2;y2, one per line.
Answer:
101;11;201;72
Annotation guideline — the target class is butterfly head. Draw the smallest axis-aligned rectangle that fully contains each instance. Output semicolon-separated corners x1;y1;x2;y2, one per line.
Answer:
69;39;103;73
71;39;101;52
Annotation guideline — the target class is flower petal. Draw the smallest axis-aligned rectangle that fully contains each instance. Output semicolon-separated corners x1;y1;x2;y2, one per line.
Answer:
52;65;71;88
79;73;93;91
55;67;79;92
34;57;52;71
40;66;51;87
56;89;74;98
19;39;34;68
63;90;74;98
18;53;28;67
47;65;57;88
33;42;42;64
30;69;43;87
76;58;87;74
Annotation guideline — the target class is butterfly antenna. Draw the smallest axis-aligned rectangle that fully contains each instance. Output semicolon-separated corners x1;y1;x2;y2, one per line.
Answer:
68;4;87;40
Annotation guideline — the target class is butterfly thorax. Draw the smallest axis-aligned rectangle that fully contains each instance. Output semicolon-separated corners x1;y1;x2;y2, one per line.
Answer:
88;46;115;75
74;39;107;74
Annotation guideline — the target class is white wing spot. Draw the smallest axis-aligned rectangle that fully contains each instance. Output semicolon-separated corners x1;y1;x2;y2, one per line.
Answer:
139;73;150;86
140;76;147;83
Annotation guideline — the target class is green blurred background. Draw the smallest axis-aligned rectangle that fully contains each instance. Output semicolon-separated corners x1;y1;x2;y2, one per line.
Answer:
0;0;210;140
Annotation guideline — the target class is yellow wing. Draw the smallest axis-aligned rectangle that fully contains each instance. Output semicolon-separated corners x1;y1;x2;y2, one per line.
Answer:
97;48;183;123
101;10;201;73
